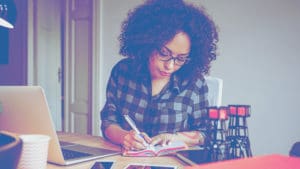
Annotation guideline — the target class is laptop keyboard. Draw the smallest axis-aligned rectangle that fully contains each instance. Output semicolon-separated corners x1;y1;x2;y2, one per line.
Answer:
62;148;93;160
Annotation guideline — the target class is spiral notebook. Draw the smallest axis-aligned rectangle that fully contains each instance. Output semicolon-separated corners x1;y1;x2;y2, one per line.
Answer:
123;140;187;157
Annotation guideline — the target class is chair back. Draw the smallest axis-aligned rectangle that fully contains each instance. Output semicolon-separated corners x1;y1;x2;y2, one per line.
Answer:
205;76;223;107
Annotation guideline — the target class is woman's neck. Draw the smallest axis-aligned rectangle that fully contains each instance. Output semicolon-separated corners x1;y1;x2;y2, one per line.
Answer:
151;77;170;96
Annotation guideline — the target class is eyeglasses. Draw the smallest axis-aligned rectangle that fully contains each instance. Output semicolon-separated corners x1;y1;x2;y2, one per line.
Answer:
156;46;190;66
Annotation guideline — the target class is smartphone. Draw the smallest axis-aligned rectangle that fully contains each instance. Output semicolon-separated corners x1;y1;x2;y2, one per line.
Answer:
176;149;211;165
91;161;114;169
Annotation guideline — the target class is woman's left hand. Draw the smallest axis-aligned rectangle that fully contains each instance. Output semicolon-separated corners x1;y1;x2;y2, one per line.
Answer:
150;133;175;146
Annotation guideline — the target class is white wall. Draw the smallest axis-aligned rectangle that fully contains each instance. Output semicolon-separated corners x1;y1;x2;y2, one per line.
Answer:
99;1;139;113
99;0;300;156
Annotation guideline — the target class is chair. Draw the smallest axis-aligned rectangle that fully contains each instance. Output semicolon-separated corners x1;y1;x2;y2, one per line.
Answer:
205;76;223;107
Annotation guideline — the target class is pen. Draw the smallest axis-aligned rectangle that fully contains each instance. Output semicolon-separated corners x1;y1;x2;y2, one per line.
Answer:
124;114;141;135
123;114;149;147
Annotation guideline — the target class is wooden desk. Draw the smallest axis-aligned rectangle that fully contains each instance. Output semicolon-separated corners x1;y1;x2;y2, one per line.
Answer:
47;132;187;169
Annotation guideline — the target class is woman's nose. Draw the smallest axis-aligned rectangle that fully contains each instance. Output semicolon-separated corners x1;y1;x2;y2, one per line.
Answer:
164;59;175;70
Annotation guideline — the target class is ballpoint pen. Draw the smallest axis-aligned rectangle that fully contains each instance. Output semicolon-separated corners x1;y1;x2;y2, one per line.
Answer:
123;114;149;147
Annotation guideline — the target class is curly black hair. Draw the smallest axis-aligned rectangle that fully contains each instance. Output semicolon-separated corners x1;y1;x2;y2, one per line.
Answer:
119;0;218;79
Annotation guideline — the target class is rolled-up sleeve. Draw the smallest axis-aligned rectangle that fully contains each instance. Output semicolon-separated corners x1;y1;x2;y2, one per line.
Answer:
100;66;121;137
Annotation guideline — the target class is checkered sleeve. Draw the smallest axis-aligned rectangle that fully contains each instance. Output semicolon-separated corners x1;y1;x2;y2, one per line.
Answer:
100;63;122;137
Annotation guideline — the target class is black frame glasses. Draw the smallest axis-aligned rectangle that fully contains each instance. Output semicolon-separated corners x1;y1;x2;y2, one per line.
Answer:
156;46;190;66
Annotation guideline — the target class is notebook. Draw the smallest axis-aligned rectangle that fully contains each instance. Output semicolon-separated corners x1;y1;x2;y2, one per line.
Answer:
0;86;120;166
122;140;187;157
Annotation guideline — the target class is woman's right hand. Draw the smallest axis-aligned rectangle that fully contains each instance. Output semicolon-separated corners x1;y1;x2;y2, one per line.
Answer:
122;130;151;150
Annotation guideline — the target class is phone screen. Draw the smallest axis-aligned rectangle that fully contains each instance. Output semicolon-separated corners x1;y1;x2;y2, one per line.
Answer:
176;149;211;165
91;161;114;169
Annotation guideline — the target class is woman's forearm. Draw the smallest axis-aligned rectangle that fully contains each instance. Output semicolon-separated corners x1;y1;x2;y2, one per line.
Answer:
104;124;129;145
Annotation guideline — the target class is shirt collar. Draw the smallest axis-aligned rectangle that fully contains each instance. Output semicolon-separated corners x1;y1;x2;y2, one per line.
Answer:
170;75;181;94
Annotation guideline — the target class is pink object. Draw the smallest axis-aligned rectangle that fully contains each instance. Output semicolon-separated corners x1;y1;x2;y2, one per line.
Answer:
185;154;300;169
219;108;228;120
208;108;219;119
229;106;237;115
237;107;246;116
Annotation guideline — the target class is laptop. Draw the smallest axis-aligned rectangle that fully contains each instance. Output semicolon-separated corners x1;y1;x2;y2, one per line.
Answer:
0;86;120;166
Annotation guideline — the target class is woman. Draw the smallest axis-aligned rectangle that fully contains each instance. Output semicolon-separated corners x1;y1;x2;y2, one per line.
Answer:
101;0;218;151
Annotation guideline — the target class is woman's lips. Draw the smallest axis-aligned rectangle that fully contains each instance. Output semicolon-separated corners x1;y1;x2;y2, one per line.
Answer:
160;71;171;76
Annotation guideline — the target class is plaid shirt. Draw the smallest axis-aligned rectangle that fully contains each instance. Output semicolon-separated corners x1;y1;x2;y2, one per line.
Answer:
101;58;209;138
